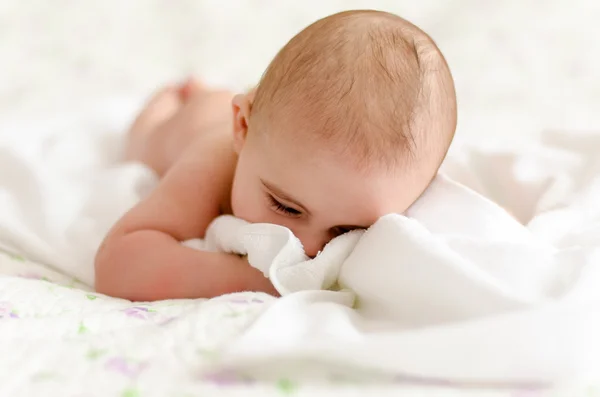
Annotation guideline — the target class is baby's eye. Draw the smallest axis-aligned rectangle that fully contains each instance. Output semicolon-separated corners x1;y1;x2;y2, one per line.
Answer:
331;226;363;237
331;227;351;236
268;195;302;217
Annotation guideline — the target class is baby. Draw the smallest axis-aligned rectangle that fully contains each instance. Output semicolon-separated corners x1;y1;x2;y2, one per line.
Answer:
95;10;457;301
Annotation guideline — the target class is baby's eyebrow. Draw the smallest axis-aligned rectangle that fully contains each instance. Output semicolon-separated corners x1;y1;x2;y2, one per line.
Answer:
261;179;310;214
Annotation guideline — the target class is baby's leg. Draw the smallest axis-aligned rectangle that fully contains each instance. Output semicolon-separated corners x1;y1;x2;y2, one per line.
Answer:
125;79;233;176
125;85;183;163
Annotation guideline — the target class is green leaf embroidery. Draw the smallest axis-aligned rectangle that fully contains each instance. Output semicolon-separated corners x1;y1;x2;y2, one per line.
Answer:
276;378;297;394
9;253;25;262
78;321;88;334
196;348;219;361
66;277;79;289
121;387;141;397
86;294;97;301
224;311;242;318
32;371;59;381
86;348;107;360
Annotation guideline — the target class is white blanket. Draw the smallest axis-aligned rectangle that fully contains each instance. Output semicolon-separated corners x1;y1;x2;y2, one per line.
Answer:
191;137;600;384
1;100;599;389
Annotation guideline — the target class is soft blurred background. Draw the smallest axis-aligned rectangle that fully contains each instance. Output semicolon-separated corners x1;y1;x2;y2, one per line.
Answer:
0;0;598;143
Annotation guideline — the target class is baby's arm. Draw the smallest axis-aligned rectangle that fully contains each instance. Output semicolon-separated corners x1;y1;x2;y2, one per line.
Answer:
95;133;277;301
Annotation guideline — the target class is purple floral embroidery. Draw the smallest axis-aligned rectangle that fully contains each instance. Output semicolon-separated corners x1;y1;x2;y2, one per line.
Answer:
157;316;176;326
122;306;153;320
203;370;254;386
18;272;47;281
0;301;18;319
105;357;148;378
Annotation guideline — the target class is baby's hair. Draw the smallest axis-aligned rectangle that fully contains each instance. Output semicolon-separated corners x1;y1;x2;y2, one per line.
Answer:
251;10;457;176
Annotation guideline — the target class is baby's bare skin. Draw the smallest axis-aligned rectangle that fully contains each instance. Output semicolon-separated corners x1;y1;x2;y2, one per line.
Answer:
125;81;235;177
95;80;278;300
95;10;457;302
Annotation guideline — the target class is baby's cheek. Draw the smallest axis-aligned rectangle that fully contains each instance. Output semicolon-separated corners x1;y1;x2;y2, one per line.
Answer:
231;190;267;224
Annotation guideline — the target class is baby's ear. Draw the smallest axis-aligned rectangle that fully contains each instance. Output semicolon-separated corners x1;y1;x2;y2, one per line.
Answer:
231;93;252;154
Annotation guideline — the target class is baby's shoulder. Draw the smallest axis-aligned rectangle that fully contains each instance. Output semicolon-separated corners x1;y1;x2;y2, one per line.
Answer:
157;132;236;214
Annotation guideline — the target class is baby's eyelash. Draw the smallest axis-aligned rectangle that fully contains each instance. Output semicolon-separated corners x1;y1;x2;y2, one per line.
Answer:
331;226;364;237
268;195;302;216
332;227;351;236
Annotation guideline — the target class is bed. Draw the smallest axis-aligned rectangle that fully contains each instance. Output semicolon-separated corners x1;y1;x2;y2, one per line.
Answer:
2;1;600;395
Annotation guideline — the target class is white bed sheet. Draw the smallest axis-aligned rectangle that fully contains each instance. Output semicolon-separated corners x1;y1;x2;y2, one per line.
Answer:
2;250;589;397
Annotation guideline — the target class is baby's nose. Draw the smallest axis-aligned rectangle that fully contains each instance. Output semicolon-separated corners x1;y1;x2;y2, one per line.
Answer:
301;234;329;259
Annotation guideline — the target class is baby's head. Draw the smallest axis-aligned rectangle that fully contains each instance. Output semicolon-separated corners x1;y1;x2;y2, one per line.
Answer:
230;10;457;257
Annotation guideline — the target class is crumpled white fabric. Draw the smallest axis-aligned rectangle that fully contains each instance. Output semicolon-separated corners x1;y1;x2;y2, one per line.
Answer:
185;131;600;384
185;158;598;328
1;100;600;385
185;174;551;325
